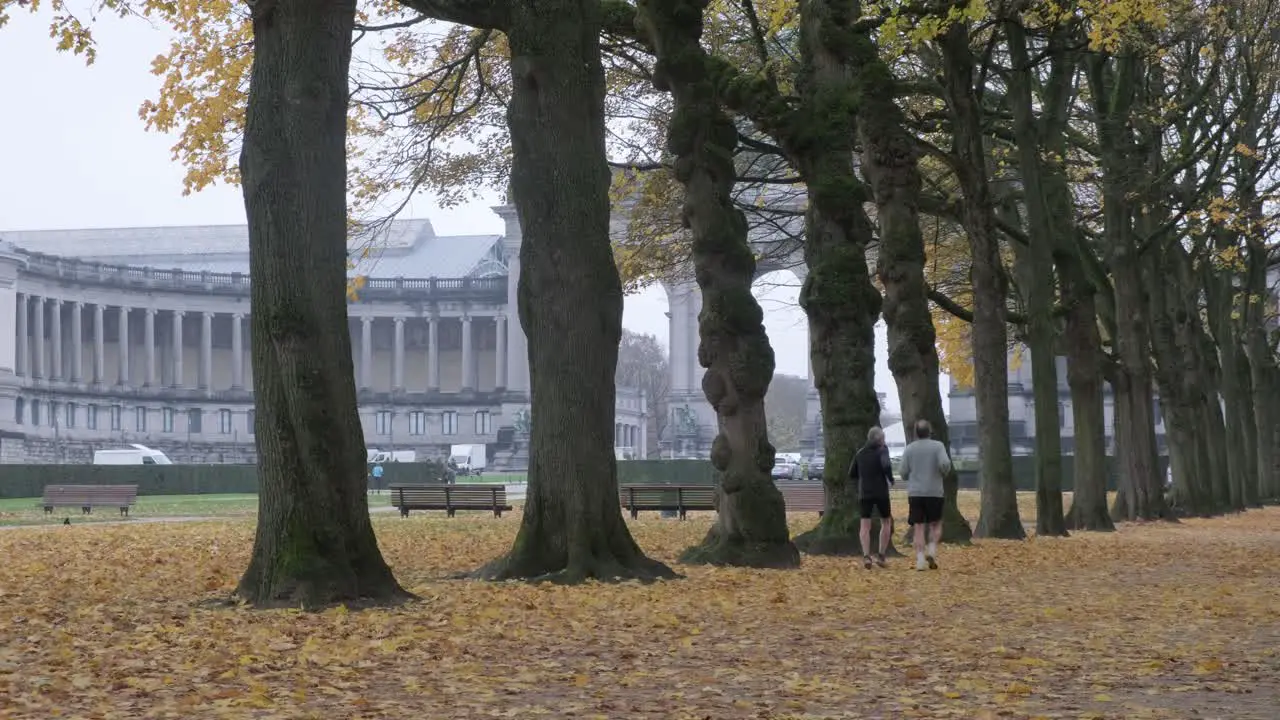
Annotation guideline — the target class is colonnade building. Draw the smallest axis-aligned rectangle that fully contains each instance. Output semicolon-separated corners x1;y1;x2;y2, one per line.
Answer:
0;205;649;465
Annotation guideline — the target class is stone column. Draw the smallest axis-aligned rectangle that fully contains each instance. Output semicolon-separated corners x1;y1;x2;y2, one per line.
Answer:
172;311;184;387
495;314;507;389
144;308;157;386
427;312;439;391
392;317;405;391
50;300;62;380
200;311;213;390
32;297;45;380
460;313;473;391
231;313;244;389
494;203;529;395
117;306;130;386
93;303;105;385
359;315;372;390
70;301;83;383
15;293;27;377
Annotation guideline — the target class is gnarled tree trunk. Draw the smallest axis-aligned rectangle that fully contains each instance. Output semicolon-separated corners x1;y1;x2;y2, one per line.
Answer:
639;0;798;568
475;0;676;582
789;0;893;556
858;18;971;545
237;0;408;608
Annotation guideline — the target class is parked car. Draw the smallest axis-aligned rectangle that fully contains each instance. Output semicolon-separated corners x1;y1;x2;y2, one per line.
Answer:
771;461;801;480
807;457;825;480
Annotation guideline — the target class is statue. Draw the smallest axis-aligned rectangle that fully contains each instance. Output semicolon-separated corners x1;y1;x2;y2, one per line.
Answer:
673;404;698;435
512;407;532;435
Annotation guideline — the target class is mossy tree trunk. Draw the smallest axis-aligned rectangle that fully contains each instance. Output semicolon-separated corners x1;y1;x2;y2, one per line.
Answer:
474;0;676;582
855;10;970;545
638;0;798;568
787;0;887;556
237;0;408;608
1005;18;1067;537
939;22;1024;540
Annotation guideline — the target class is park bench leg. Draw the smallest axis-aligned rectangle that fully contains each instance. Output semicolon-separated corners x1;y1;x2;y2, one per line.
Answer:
400;507;409;518
82;506;91;515
44;506;52;515
447;508;456;518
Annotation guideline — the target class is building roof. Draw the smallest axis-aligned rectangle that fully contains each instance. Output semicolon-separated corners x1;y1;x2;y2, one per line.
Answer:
0;219;506;278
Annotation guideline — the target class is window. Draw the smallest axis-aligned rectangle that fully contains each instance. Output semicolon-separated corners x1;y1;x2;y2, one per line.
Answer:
441;410;458;435
14;398;23;425
475;410;492;435
110;405;122;431
188;409;203;434
135;407;147;432
87;404;98;430
162;407;175;433
219;409;233;434
408;410;426;436
375;410;393;436
30;400;40;426
49;403;59;428
247;410;255;435
65;402;76;429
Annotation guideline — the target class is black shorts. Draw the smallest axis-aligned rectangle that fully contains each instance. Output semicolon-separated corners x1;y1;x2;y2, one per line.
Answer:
859;496;891;520
908;496;944;525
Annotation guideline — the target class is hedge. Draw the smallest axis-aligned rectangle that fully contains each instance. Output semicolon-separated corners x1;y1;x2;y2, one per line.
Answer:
0;460;452;499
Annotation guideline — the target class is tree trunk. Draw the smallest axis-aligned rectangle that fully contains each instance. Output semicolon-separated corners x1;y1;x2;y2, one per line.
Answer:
1060;267;1113;530
638;0;799;568
236;0;408;608
1246;329;1280;502
1004;19;1066;537
940;22;1024;540
787;0;886;556
1235;348;1261;507
474;0;676;582
858;8;971;546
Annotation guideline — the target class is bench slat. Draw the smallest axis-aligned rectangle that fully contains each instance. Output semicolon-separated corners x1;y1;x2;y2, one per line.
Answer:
42;484;139;516
618;484;716;520
389;484;511;517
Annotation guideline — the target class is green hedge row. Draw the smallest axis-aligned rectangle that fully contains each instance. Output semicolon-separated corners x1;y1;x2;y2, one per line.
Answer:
0;461;452;499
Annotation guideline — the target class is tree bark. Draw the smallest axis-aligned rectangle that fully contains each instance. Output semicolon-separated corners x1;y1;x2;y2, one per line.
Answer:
1004;19;1067;537
638;0;799;568
857;17;971;545
1060;265;1114;530
1085;52;1168;522
788;0;897;556
237;0;408;608
939;22;1024;540
474;0;676;582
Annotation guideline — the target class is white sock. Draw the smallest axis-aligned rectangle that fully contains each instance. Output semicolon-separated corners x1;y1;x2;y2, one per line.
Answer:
916;552;925;564
927;542;937;557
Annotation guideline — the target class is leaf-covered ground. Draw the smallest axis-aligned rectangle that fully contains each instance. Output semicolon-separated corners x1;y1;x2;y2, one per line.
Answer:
0;504;1277;719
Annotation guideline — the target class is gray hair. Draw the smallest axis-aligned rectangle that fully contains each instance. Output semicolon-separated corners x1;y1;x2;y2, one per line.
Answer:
867;426;885;444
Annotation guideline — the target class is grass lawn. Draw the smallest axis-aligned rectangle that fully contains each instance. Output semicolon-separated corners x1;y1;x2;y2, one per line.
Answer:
0;500;1276;718
0;492;393;526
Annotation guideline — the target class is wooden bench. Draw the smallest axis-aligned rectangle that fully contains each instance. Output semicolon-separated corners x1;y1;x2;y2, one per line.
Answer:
778;482;826;515
390;484;511;517
619;484;716;520
42;484;139;516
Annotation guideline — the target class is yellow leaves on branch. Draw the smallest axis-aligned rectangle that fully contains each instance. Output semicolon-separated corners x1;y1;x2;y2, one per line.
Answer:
1;508;1278;717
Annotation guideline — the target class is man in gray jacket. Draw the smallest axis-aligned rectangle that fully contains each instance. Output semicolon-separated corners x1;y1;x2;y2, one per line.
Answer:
899;419;952;571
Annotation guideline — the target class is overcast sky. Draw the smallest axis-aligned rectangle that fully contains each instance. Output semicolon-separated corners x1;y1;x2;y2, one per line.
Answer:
0;9;950;414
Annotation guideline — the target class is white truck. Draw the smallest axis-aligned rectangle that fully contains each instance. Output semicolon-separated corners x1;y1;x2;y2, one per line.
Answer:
93;444;173;465
449;444;487;476
367;449;416;464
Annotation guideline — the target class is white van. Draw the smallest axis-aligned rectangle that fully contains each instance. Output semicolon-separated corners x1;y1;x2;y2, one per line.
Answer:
93;444;173;465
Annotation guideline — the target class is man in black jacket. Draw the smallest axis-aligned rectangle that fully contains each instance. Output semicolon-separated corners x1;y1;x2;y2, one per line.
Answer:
848;426;895;569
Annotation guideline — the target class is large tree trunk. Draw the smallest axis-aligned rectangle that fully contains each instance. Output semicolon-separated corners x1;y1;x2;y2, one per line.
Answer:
475;0;675;582
1005;19;1067;537
792;0;908;556
1246;325;1280;503
237;0;408;608
940;22;1024;540
858;26;971;545
639;0;798;568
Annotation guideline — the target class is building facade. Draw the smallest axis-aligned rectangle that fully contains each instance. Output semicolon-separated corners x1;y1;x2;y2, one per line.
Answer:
946;348;1170;459
0;205;648;465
